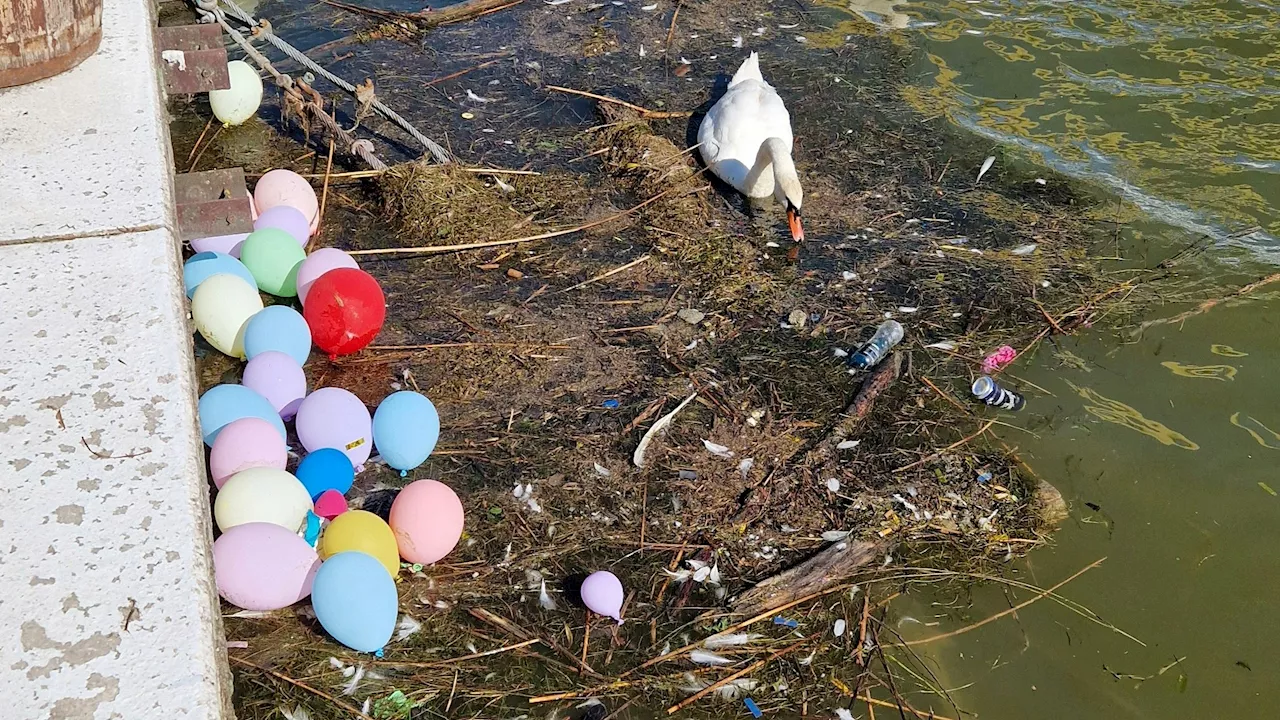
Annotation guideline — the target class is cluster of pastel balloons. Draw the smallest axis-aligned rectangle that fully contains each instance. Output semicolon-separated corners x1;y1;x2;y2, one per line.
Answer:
186;169;465;654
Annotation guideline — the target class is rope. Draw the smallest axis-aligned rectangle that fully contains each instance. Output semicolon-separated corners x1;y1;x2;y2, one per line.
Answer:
195;0;388;170
196;0;452;164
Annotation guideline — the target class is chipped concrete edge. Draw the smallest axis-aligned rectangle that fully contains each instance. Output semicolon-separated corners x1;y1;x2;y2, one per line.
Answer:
0;0;235;716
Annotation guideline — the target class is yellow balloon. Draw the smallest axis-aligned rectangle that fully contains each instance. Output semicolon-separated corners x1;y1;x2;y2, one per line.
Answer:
210;60;264;126
192;273;263;358
215;467;311;533
319;510;400;577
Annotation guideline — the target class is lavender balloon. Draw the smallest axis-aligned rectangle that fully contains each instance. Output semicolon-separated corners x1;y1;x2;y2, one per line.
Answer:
580;571;624;624
295;387;372;470
254;205;311;247
242;351;307;419
296;248;359;306
190;232;249;257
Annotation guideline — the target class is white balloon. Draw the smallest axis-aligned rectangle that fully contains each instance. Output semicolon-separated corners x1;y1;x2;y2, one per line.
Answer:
214;468;312;533
191;274;263;358
210;60;264;126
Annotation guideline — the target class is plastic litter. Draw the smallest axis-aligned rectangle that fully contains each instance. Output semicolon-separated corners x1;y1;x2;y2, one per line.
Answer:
772;616;799;629
848;320;904;370
744;698;763;718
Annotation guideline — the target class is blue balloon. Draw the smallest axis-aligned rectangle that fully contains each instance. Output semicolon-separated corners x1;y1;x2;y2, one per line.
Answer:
372;391;440;474
296;448;355;500
312;551;398;653
243;305;312;366
183;252;257;298
198;384;287;446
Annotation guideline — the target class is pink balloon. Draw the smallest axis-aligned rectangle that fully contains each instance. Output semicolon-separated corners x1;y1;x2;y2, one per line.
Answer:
191;232;249;257
254;205;311;247
242;351;307;420
296;248;360;306
580;571;624;623
254;169;318;235
314;489;348;520
214;522;320;610
295;387;372;469
209;417;288;488
389;479;464;564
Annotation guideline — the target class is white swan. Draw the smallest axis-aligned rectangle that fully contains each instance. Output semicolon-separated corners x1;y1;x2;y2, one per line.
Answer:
698;52;805;241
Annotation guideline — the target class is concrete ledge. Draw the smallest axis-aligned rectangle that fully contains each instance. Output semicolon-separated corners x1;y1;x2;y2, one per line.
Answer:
0;2;232;719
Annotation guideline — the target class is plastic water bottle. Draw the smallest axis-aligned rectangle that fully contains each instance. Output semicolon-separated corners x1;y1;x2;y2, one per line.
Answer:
848;320;904;370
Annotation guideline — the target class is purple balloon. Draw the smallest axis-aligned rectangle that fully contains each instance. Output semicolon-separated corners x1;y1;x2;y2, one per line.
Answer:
254;205;311;247
191;232;249;257
296;248;360;306
580;571;624;623
242;351;307;420
295;387;372;470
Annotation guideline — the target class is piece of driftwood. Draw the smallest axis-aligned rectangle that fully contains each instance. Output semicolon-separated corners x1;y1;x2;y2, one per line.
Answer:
731;538;883;616
1;0;102;87
321;0;522;29
810;350;903;466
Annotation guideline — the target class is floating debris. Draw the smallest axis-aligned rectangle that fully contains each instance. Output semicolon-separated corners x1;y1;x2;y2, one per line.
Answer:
538;579;558;610
690;649;733;665
703;439;735;458
704;633;762;649
825;477;840;492
821;530;851;542
394;615;421;642
836;439;860;450
1011;243;1038;255
633;393;698;467
833;619;847;637
773;616;799;629
976;155;996;183
677;308;705;325
744;698;763;718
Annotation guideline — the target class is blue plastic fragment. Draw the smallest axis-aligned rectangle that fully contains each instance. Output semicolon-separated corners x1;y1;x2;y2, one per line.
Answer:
303;511;321;546
976;472;993;484
772;616;799;629
603;399;620;409
744;698;762;718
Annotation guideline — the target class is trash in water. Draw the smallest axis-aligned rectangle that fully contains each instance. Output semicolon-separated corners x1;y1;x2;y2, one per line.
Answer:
976;471;993;484
848;320;904;370
773;616;799;629
833;619;847;637
972;376;1026;411
982;344;1017;373
787;308;807;328
744;698;763;718
825;477;841;492
678;469;698;480
602;398;620;409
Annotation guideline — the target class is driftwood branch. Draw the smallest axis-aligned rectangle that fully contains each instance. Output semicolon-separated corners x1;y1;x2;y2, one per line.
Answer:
810;351;902;466
321;0;522;29
731;538;883;616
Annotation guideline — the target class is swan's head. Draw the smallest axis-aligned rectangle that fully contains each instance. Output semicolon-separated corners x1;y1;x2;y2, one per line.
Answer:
774;173;804;243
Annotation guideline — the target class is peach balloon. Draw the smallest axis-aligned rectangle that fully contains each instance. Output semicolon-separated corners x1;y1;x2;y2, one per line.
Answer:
253;169;318;235
389;479;464;565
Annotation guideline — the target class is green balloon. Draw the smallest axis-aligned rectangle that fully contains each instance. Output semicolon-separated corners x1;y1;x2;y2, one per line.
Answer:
240;228;306;297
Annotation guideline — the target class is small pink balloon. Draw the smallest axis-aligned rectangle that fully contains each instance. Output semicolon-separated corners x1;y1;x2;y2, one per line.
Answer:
389;479;464;565
580;571;624;623
209;417;288;488
191;232;249;257
295;387;372;469
314;489;348;520
254;169;318;235
296;248;360;306
254;205;311;247
242;351;308;420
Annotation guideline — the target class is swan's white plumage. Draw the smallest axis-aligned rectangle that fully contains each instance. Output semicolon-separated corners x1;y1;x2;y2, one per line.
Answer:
698;52;795;200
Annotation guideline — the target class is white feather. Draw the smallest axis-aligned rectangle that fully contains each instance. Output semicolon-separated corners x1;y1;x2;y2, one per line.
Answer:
703;633;762;649
341;665;366;695
690;649;734;665
976;155;996;183
395;615;421;642
633;393;698;466
539;580;558;610
703;439;734;458
835;709;855;720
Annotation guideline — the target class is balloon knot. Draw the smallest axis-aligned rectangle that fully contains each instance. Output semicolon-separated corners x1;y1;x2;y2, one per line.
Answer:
399;470;408;478
375;648;384;658
328;353;338;362
614;617;624;626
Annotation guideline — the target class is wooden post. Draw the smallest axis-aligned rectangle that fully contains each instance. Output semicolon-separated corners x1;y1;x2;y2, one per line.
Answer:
0;0;102;88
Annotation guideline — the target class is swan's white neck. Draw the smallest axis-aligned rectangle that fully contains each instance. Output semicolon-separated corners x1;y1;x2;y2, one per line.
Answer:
747;138;801;207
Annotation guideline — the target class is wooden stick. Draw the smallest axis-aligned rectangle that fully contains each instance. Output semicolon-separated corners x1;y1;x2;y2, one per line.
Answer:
186;124;222;173
622;583;852;677
312;138;336;252
896;558;1105;647
858;696;957;720
349;183;695;257
546;85;690;119
229;655;375;720
893;420;995;473
666;633;818;714
365;342;570;351
1140;272;1280;330
557;254;650;294
371;638;539;667
581;614;592;671
321;0;523;28
187;117;214;163
425;58;504;86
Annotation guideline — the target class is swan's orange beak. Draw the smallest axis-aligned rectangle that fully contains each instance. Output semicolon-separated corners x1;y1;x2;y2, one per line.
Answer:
787;205;805;242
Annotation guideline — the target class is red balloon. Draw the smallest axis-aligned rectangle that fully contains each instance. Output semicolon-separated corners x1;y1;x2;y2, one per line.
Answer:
303;268;386;357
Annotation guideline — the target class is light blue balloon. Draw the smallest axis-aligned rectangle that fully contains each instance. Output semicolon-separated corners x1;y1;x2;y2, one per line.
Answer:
312;551;398;653
372;391;440;474
243;305;312;366
183;252;257;298
296;448;355;500
198;384;287;446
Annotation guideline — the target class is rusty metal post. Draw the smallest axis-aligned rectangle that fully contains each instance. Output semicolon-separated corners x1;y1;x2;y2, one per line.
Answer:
0;0;103;88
